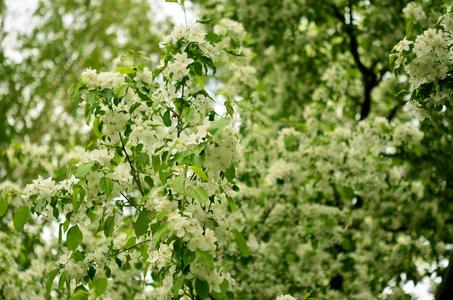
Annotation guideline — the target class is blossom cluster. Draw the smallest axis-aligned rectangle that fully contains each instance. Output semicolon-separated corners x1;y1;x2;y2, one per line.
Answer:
392;4;453;119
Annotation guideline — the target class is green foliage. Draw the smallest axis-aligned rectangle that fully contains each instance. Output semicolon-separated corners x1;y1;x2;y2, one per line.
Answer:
231;229;250;257
135;210;150;237
195;249;215;270
0;189;9;217
3;1;453;299
195;278;210;299
74;162;95;179
186;186;209;201
89;277;108;296
13;206;30;232
103;216;115;238
208;118;230;135
99;177;113;197
190;166;209;181
66;225;83;251
45;269;59;299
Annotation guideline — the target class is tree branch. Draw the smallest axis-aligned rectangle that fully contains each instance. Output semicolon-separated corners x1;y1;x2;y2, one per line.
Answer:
436;250;453;300
119;133;145;197
112;239;152;257
120;191;138;209
332;3;380;120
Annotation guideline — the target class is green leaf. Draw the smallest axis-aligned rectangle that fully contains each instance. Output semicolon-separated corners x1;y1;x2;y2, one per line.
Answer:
84;105;93;124
389;54;397;66
186;186;209;201
208;118;230;135
115;66;135;74
145;176;154;189
182;106;195;120
224;100;234;117
153;221;170;245
0;190;9;217
224;164;235;182
13;206;30;232
100;177;113;197
152;155;161;173
86;90;97;104
395;89;409;97
93;117;103;139
235;99;256;112
195;278;209;299
59;270;68;291
74;161;95;178
206;32;221;43
171;274;185;294
193;150;205;168
195;249;214;270
152;65;165;77
228;32;241;48
136;153;150;167
67;225;83;251
99;88;114;101
34;198;44;214
104;216;115;238
125;237;136;248
193;62;203;76
223;47;245;57
172;176;184;194
231;229;249;257
45;268;59;299
163;110;172;127
405;21;413;39
183;248;196;267
73;188;85;213
69;289;90;300
196;18;212;24
71;84;81;104
190;166;208;181
135;210;150;237
72;187;78;209
156;211;169;222
93;277;108;296
115;84;128;98
159;169;174;184
226;194;236;212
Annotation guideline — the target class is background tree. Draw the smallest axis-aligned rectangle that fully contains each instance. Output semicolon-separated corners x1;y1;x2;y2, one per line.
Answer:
0;0;164;182
189;0;453;299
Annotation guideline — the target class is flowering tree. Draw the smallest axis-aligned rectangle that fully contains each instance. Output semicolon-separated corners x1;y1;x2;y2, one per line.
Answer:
2;11;257;298
3;1;453;300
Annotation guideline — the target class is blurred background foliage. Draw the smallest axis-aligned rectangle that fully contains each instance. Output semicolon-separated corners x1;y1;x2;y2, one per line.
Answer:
0;0;167;182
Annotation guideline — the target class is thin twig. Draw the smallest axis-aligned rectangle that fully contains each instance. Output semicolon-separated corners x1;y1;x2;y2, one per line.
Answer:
112;239;152;257
120;191;138;209
177;86;185;138
119;133;145;197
